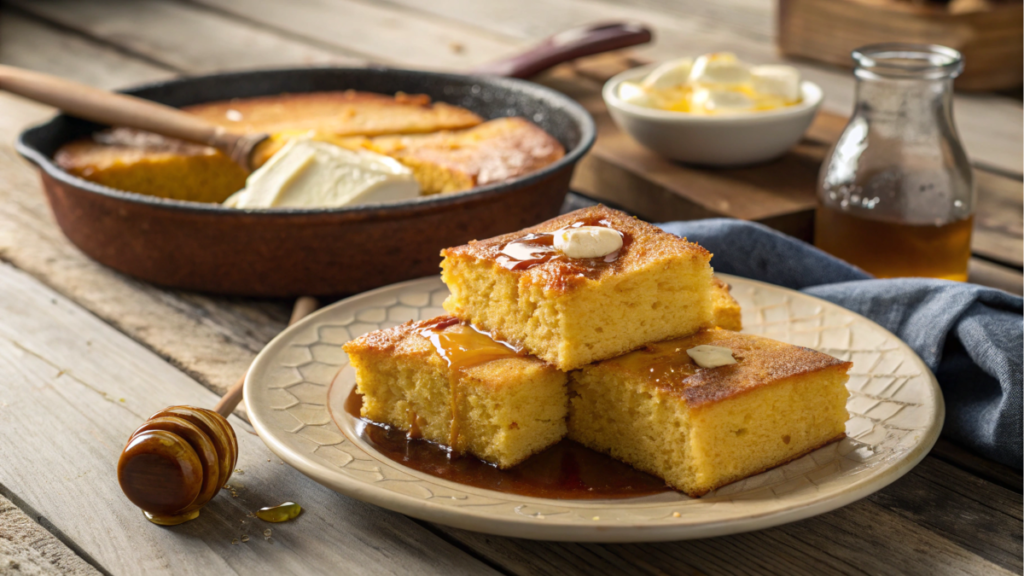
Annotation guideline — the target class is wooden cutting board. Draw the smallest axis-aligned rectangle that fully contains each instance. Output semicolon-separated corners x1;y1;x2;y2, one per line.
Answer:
535;53;1023;270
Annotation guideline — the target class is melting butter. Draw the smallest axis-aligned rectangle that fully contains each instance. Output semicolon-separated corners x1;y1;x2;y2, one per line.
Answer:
224;138;420;209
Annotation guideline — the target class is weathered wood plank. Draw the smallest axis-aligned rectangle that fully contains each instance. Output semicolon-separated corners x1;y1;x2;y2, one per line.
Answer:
189;0;526;70
432;489;1017;576
8;0;364;74
868;458;1023;571
0;493;101;576
0;11;176;89
0;262;498;576
930;438;1024;494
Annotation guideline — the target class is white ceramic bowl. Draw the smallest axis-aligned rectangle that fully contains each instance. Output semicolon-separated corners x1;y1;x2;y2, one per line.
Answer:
603;64;823;166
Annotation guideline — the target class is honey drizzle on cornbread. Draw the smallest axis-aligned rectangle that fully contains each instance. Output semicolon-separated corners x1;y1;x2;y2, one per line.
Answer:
417;317;522;448
496;217;628;271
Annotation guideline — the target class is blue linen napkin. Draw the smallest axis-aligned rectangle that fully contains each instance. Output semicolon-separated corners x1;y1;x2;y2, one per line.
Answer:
659;218;1023;469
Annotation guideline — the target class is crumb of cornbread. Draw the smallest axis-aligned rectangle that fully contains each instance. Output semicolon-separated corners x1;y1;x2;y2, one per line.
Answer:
567;329;850;497
56;91;483;203
440;205;715;371
711;277;742;331
342;316;567;469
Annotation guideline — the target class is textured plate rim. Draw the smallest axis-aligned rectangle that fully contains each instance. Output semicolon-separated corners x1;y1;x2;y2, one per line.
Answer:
245;274;944;542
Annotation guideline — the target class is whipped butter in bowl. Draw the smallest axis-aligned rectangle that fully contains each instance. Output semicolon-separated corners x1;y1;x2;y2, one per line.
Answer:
224;138;420;209
603;53;823;166
618;53;803;115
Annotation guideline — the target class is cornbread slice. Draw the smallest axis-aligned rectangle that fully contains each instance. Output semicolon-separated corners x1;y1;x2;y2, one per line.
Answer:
56;91;483;202
568;329;851;497
711;277;742;331
441;206;715;371
342;316;567;468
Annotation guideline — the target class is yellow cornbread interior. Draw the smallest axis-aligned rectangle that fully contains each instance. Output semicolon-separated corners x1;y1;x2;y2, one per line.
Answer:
344;323;567;469
441;254;714;372
711;277;742;331
568;331;850;497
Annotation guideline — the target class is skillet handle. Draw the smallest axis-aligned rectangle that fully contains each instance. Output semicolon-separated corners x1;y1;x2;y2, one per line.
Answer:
471;22;652;79
0;65;257;167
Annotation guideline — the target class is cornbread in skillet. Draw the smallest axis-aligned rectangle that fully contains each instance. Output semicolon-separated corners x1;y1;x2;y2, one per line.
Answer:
440;206;715;371
342;316;567;468
359;117;566;195
567;329;851;497
711;277;742;331
56;91;483;203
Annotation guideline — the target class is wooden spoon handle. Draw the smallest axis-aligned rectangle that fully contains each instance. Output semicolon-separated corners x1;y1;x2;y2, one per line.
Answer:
471;22;653;79
214;296;320;417
0;64;261;167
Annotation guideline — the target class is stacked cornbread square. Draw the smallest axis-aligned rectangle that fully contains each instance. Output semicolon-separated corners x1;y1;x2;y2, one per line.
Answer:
343;316;566;468
345;205;850;494
441;206;716;371
568;330;851;497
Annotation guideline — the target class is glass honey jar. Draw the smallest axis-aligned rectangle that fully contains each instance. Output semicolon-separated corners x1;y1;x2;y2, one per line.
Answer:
815;44;974;281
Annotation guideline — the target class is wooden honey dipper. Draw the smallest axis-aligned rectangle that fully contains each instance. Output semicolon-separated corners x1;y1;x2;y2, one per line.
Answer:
118;297;319;525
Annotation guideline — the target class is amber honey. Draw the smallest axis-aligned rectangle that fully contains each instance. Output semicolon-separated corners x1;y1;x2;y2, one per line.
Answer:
814;207;973;281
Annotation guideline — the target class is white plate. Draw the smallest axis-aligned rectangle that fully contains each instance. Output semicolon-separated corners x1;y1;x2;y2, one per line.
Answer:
245;274;943;542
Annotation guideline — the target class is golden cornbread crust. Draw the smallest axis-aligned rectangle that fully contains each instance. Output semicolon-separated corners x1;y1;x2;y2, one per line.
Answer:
568;328;851;497
609;330;852;408
442;205;711;294
186;91;482;136
343;316;568;468
365;117;565;193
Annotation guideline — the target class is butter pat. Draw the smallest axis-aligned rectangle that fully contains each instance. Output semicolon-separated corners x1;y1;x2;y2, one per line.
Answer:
751;65;801;102
224;138;419;209
618;81;657;108
691;88;755;113
554;226;623;259
641;58;694;91
686;345;737;369
688;53;751;88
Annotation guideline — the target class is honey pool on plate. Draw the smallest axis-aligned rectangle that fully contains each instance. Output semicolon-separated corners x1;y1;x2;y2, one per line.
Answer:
341;390;670;500
814;206;973;281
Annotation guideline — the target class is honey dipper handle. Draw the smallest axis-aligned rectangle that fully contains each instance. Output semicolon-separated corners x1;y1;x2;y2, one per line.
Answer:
0;65;264;169
470;22;652;79
214;296;320;417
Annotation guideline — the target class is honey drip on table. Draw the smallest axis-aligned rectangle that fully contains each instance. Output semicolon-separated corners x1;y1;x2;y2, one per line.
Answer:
497;217;628;271
144;509;201;526
418;318;521;449
341;390;670;500
256;502;302;523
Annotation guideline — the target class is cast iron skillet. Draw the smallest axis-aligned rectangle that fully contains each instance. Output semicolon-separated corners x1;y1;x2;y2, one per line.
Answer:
18;67;595;297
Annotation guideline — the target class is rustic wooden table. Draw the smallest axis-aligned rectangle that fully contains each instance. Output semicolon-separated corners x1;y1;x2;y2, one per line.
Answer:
0;1;1020;575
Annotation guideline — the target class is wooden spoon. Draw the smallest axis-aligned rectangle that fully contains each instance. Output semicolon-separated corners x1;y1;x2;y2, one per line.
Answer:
0;65;269;171
117;297;318;525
